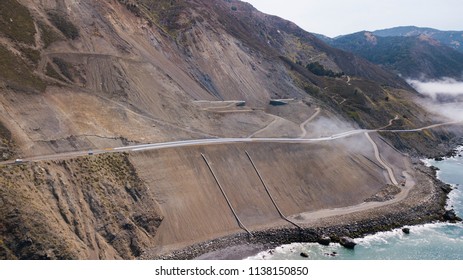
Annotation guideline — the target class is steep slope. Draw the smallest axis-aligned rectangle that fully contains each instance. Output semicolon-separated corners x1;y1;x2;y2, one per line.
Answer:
130;138;398;255
327;31;463;80
0;0;461;259
0;0;447;157
0;153;163;259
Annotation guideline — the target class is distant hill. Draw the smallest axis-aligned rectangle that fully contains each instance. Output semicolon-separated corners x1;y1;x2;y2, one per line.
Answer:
373;26;463;53
319;31;463;80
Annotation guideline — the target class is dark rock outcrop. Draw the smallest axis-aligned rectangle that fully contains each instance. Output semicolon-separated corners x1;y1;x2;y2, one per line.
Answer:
441;184;453;194
443;210;463;223
402;228;410;234
300;252;309;258
339;237;357;249
317;235;331;246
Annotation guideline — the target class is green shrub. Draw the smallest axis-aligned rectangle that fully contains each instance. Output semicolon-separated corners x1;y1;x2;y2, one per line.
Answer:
306;62;343;78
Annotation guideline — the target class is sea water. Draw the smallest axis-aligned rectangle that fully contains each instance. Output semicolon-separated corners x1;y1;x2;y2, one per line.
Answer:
247;147;463;260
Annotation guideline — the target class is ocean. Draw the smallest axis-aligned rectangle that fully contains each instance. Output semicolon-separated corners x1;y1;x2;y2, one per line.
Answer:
247;147;463;260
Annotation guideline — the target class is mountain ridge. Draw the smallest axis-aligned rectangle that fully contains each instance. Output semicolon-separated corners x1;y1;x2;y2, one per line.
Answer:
373;26;463;53
317;30;463;80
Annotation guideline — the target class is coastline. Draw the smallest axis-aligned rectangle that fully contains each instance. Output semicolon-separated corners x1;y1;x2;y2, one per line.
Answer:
141;160;458;260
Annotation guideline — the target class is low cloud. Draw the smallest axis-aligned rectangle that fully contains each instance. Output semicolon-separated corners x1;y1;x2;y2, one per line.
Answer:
408;78;463;122
422;101;463;122
407;78;463;100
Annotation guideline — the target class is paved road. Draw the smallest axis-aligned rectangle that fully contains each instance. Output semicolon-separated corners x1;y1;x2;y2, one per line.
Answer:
2;120;462;165
381;121;462;133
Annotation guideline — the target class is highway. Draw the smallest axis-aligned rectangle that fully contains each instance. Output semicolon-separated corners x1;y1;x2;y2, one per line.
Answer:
1;120;461;165
381;120;462;133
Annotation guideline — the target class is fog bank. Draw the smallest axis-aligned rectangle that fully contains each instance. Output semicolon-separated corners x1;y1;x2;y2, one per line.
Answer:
407;78;463;100
408;78;463;122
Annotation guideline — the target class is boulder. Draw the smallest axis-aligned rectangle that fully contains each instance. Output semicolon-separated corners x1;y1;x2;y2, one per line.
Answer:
339;236;356;249
402;228;410;234
317;235;331;246
300;252;309;258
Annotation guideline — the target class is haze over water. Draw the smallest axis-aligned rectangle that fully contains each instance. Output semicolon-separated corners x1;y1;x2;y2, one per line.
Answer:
248;147;463;260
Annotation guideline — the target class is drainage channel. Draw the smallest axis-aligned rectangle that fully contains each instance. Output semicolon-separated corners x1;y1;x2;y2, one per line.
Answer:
201;153;253;237
245;151;303;230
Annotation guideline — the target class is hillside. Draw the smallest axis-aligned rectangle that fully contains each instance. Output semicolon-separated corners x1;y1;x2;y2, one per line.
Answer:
322;31;463;80
1;0;462;259
373;26;463;53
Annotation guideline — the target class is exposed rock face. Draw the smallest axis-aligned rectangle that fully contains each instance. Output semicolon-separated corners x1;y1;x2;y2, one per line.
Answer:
441;184;453;194
443;210;462;223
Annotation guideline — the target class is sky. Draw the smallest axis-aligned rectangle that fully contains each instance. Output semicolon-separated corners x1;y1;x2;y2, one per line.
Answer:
242;0;463;37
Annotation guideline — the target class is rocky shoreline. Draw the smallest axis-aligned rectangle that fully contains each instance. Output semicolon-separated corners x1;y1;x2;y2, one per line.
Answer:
141;161;461;260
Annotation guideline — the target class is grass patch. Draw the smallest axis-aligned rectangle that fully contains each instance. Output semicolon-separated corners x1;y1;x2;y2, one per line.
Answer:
0;0;36;45
0;45;46;92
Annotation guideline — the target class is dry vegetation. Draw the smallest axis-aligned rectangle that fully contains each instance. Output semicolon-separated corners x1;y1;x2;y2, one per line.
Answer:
0;153;163;259
0;0;36;45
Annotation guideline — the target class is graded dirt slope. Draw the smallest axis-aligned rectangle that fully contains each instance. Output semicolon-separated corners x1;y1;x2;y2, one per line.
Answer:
131;135;399;254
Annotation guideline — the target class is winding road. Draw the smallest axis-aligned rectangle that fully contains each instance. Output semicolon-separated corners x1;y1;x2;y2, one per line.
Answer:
299;107;321;138
247;118;279;138
365;132;398;185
